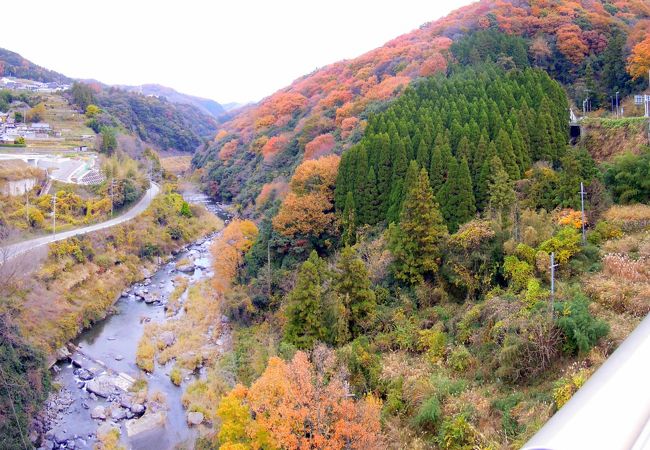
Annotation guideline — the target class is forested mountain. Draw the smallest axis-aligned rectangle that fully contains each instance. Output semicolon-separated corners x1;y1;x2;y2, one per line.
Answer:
193;0;650;208
119;83;226;119
68;82;219;152
0;48;70;83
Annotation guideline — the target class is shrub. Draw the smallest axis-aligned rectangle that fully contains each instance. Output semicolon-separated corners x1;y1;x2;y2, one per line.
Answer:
414;396;442;431
438;413;476;450
503;256;534;291
418;328;447;363
555;293;609;355
170;366;182;386
603;149;650;204
553;369;588;409
136;337;155;372
448;345;472;372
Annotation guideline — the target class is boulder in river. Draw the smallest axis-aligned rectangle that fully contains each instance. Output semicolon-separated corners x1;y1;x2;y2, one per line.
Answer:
91;405;106;420
74;368;94;381
187;411;204;426
86;375;116;398
125;411;166;438
111;408;127;421
55;346;71;362
130;403;146;415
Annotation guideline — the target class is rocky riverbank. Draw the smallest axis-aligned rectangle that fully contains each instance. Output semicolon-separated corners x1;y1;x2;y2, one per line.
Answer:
31;195;232;450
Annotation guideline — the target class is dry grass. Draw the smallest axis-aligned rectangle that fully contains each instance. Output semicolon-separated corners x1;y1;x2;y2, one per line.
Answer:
0;159;46;181
604;205;650;231
161;156;192;175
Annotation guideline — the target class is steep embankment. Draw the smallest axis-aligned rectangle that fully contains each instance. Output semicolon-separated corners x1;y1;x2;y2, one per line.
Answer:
192;0;650;209
581;117;650;162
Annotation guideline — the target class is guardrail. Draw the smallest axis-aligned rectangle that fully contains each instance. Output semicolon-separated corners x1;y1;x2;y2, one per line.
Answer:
523;313;650;450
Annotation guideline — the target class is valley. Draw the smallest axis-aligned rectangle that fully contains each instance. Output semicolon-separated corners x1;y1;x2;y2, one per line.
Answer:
1;1;650;449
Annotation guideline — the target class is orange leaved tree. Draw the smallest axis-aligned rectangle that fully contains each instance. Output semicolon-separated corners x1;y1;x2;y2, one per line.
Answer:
216;349;384;450
627;35;650;80
211;219;258;293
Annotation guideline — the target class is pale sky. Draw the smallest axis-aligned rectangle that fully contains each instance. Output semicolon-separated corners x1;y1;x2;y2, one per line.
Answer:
1;0;475;104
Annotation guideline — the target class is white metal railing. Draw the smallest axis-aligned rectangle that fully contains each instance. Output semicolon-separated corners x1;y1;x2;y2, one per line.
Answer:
523;313;650;450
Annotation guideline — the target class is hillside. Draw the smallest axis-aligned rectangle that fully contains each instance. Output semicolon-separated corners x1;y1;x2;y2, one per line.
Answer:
119;83;226;119
68;81;219;153
192;0;650;208
0;48;70;84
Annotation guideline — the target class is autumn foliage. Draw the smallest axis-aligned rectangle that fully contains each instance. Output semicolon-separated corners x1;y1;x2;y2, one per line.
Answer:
211;219;259;293
304;133;335;160
217;349;383;450
273;155;339;240
627;35;650;80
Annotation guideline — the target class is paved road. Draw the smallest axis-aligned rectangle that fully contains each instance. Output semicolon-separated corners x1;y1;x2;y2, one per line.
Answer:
2;183;160;260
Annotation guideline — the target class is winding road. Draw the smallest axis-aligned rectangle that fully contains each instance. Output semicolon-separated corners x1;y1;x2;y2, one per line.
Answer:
1;182;160;260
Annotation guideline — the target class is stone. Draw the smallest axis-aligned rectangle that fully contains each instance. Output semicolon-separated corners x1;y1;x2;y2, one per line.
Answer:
82;402;89;410
74;368;94;381
91;405;106;420
71;359;83;368
42;439;54;450
111;408;127;421
114;354;124;361
160;331;175;348
125;412;166;438
120;398;132;409
187;411;204;426
54;431;68;445
55;346;71;362
86;375;115;398
89;393;98;401
130;403;145;415
76;381;86;389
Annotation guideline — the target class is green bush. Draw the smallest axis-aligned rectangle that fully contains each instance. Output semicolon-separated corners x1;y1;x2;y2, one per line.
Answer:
448;345;472;372
414;396;442;431
604;148;650;204
503;256;534;291
555;293;609;355
438;413;476;450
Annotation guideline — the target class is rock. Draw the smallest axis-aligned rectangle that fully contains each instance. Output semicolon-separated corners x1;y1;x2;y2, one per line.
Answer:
126;410;134;419
114;354;124;361
111;408;127;421
160;331;175;348
120;398;132;409
74;368;94;381
71;359;83;368
125;412;166;438
42;439;54;450
130;403;145;415
86;375;115;398
76;381;86;389
54;431;68;445
55;346;71;362
89;393;98;401
91;405;106;420
82;402;90;410
107;336;117;341
187;411;204;426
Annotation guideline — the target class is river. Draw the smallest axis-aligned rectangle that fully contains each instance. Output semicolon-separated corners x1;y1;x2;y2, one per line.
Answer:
35;190;231;450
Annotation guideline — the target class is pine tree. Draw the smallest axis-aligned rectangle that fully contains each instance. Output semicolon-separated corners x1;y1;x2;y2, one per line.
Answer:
284;251;328;349
353;147;370;223
476;148;500;211
333;246;377;343
389;168;447;284
429;145;445;194
438;157;476;232
487;156;516;224
362;167;381;225
341;192;356;246
376;133;392;216
416;138;430;171
495;129;520;180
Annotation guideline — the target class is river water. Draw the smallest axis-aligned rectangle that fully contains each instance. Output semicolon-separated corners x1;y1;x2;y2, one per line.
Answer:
37;190;230;450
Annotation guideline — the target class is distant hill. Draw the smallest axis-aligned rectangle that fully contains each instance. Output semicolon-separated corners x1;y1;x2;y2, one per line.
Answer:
119;83;226;119
0;48;70;84
192;0;650;207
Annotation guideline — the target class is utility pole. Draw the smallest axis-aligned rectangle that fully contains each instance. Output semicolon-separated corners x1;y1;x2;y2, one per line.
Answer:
580;182;586;245
616;91;620;118
110;178;115;217
550;252;558;315
51;194;56;237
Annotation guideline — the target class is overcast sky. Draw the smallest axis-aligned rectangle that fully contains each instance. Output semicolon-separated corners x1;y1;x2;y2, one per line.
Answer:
1;0;475;104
